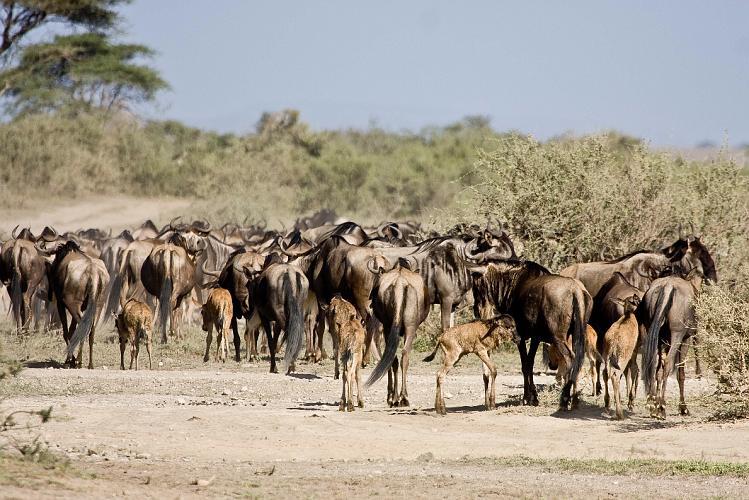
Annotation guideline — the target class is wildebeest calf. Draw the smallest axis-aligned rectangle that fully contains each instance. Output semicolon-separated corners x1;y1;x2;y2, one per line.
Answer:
337;315;366;412
423;315;517;415
201;287;233;363
326;295;361;379
602;294;641;419
114;299;153;370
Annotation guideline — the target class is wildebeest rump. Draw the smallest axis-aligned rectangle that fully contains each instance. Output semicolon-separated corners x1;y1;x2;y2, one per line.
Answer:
47;241;109;368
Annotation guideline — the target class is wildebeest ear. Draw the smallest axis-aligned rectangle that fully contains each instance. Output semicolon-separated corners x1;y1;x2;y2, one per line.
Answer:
685;267;703;281
483;229;493;243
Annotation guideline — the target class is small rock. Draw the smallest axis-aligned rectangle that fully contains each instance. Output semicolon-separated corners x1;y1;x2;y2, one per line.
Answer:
191;475;216;487
177;398;187;405
445;392;454;399
135;453;151;460
222;389;232;396
158;361;164;367
417;452;434;462
240;386;248;392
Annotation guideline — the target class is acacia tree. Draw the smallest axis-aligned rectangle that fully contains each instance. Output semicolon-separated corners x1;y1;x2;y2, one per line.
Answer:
0;32;167;114
1;0;126;59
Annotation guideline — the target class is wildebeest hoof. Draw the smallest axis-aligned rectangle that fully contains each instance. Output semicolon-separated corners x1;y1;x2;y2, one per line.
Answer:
679;404;690;416
347;403;354;412
397;398;410;407
358;401;364;409
338;402;345;412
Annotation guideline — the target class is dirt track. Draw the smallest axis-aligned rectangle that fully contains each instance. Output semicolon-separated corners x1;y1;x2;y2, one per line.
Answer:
2;337;748;498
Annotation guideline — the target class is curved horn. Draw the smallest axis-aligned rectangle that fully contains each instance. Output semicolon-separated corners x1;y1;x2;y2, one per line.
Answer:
376;222;387;238
200;219;212;232
367;257;383;275
689;222;696;237
199;259;221;278
11;225;19;239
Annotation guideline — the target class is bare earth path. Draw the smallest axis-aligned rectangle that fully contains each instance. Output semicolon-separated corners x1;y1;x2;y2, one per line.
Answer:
1;196;189;235
2;340;748;499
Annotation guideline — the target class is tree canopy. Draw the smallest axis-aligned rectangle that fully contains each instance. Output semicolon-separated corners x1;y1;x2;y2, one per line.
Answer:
0;32;167;114
1;0;128;58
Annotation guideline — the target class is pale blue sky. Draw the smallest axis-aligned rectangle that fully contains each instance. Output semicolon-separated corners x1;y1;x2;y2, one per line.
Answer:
121;1;749;146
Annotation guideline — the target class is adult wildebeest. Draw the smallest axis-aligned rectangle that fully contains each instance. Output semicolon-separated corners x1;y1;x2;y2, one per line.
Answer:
0;228;47;331
366;258;430;407
589;272;646;395
244;255;308;374
471;260;592;409
205;248;265;361
46;241;109;368
141;234;198;342
640;266;708;419
559;232;715;298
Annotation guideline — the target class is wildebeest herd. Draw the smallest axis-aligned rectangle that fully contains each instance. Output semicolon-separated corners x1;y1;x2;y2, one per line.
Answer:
0;212;717;420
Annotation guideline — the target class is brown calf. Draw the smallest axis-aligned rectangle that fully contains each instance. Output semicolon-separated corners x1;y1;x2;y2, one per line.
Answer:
201;288;233;363
423;315;517;415
602;294;641;419
337;316;366;411
114;299;153;370
326;295;361;380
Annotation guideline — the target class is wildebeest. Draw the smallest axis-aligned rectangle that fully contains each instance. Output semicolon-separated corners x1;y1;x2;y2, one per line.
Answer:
601;294;641;419
639;269;704;419
201;287;233;363
424;315;518;415
326;295;361;379
589;272;646;394
0;228;47;331
471;260;592;409
114;298;153;370
141;234;198;342
328;300;366;412
46;241;109;368
366;259;430;407
559;233;716;298
244;255;308;374
208;248;265;361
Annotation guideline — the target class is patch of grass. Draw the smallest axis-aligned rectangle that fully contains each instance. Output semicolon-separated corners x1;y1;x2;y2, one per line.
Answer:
474;455;749;477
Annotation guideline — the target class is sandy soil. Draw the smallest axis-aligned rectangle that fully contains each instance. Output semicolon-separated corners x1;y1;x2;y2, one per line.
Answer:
0;196;190;236
1;334;748;499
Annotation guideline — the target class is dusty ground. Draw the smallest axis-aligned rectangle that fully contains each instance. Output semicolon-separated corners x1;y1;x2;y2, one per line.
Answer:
0;196;189;236
1;325;748;499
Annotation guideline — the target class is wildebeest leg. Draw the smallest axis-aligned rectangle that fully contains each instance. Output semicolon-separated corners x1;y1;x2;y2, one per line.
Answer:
476;348;497;410
265;320;278;374
440;301;452;333
58;300;73;366
517;339;532;405
626;357;639;411
603;363;610;411
146;337;152;370
677;336;690;416
435;349;457;415
387;355;400;407
231;316;241;362
133;338;140;371
339;356;348;411
331;317;341;380
692;335;702;378
658;343;679;419
87;321;96;369
128;336;136;369
612;365;624;419
315;313;327;361
526;338;540;406
120;337;127;370
355;348;364;408
203;324;213;363
397;327;416;407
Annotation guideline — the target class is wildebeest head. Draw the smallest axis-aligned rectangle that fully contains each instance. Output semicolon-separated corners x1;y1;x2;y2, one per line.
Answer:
485;314;520;344
11;225;36;242
609;294;640;315
465;224;517;263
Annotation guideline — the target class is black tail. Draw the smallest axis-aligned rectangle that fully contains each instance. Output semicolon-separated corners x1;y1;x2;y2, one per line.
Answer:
10;268;22;330
103;272;123;323
283;273;305;372
423;343;439;363
641;285;674;395
66;278;100;359
366;285;405;386
568;293;586;386
158;276;173;343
